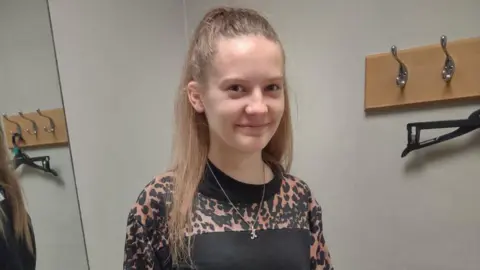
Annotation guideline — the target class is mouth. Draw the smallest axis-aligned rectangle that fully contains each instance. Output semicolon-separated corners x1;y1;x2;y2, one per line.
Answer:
236;123;270;128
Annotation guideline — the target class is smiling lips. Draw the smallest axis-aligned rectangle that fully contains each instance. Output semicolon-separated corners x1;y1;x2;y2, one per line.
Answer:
236;123;270;128
236;123;271;136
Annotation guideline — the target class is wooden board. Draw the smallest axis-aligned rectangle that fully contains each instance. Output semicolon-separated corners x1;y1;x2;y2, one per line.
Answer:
1;108;69;149
364;36;480;111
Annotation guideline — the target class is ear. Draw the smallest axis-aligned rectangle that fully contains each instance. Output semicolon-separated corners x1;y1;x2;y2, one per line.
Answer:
187;81;205;113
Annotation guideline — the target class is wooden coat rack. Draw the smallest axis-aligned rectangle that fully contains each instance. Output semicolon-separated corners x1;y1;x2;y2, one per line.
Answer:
1;108;69;149
364;35;480;112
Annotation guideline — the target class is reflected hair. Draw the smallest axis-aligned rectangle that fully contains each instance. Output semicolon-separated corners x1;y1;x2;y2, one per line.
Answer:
167;6;293;264
0;131;34;253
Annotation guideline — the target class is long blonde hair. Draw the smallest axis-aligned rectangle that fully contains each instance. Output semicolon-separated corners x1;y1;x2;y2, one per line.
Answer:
0;131;34;253
168;6;293;263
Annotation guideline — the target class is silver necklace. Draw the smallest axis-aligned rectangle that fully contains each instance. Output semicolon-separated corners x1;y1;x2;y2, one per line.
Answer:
206;162;266;240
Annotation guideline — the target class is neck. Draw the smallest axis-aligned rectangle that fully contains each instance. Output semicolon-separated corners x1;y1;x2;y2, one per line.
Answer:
208;142;271;185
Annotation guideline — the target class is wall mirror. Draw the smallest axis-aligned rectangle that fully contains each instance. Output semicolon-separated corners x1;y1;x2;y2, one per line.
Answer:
0;0;89;269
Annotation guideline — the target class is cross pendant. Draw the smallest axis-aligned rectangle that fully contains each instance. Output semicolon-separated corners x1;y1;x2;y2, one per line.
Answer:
250;228;257;239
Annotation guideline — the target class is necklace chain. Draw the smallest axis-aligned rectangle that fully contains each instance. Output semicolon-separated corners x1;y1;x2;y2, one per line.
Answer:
206;162;266;240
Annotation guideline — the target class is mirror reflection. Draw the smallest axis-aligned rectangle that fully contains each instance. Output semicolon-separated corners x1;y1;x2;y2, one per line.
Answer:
0;0;88;269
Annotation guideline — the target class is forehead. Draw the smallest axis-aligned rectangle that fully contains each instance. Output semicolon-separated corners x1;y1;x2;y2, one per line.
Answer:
210;35;284;80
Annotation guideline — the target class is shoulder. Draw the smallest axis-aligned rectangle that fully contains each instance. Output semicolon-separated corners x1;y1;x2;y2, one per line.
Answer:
282;172;315;199
127;171;175;227
282;173;324;215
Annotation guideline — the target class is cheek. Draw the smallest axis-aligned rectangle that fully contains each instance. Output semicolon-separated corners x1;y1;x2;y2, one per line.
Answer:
270;99;285;119
203;100;240;130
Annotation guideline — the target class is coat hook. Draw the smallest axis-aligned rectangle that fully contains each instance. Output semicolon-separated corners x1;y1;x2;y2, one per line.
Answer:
18;111;38;136
2;113;22;135
391;45;408;89
36;109;55;133
440;35;455;83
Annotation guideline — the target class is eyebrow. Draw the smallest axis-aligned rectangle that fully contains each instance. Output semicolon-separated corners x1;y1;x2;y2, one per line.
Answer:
219;75;284;85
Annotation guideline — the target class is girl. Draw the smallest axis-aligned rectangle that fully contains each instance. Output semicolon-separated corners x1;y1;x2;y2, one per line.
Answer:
0;132;36;269
124;6;334;270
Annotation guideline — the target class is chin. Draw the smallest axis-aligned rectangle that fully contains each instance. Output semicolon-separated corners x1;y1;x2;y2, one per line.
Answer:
232;134;272;153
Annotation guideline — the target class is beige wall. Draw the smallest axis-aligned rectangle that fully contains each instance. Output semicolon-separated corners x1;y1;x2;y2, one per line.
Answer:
49;0;480;269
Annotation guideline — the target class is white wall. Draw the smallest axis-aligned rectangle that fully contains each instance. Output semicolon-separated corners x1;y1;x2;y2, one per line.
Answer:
0;0;88;269
50;0;480;269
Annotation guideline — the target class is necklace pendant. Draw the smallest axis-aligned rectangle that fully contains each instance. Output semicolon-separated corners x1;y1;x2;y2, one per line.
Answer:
250;228;257;239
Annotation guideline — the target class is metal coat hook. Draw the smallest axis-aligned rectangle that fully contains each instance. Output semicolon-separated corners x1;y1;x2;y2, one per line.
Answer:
440;35;455;83
2;114;22;135
391;45;408;89
36;109;55;133
18;111;38;136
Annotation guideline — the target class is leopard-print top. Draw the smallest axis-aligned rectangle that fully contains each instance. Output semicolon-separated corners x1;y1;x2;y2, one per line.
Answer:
123;167;333;270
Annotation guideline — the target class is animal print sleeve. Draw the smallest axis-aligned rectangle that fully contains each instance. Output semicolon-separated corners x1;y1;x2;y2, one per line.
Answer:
308;195;334;270
123;177;170;270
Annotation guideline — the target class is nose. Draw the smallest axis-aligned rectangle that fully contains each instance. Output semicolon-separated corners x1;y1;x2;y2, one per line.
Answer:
245;89;268;114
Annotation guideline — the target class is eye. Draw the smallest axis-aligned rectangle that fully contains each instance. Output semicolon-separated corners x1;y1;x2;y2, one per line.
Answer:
265;84;281;91
227;84;244;92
